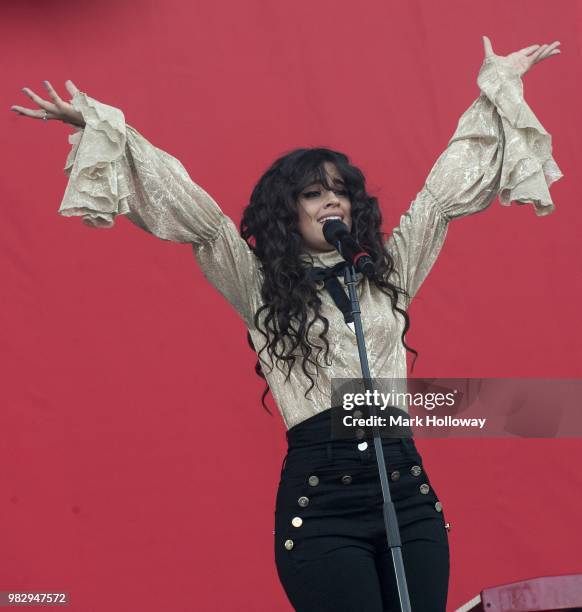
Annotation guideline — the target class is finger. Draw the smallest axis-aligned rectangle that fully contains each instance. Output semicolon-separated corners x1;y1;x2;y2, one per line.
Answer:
65;80;81;100
529;44;549;63
520;44;541;56
542;40;561;52
537;41;561;59
537;48;561;62
533;41;560;63
43;80;67;109
10;105;56;120
11;105;37;115
482;35;494;58
523;41;559;58
21;87;58;112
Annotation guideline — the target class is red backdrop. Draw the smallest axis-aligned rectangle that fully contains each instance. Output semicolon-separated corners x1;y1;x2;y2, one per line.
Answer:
2;1;581;610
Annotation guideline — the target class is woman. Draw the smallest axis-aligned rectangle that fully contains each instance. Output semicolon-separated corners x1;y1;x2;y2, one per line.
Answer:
11;36;562;611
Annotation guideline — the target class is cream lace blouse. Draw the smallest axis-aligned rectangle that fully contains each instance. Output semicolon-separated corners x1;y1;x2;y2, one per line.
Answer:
58;56;563;429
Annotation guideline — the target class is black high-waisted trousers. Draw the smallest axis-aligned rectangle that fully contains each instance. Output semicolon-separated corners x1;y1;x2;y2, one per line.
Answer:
274;408;450;611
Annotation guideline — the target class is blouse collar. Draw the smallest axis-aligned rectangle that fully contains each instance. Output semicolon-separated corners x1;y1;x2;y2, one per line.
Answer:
299;249;346;267
299;249;364;284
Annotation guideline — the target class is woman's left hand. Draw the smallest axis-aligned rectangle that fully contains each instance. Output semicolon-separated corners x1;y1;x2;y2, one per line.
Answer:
482;35;561;78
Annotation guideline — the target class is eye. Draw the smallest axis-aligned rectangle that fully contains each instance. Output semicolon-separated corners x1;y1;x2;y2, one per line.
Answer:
302;189;348;198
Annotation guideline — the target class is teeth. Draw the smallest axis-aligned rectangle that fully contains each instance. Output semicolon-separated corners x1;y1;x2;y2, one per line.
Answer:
318;216;342;224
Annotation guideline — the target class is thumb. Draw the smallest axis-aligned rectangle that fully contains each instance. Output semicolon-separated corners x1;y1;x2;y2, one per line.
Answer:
482;35;495;59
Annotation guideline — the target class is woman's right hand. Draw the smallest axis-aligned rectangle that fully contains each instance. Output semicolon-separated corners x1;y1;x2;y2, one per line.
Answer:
10;80;86;128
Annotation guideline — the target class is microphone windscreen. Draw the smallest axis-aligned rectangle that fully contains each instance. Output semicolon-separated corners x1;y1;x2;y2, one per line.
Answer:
322;219;349;245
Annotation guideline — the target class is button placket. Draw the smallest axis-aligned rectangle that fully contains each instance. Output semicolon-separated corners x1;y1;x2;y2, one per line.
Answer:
278;474;312;553
282;472;319;554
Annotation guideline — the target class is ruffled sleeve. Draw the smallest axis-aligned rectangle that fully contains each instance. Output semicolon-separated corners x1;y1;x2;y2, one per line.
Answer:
59;91;263;328
386;54;563;307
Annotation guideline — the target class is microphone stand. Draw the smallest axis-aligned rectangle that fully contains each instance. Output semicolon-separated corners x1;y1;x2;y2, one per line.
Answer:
340;244;412;612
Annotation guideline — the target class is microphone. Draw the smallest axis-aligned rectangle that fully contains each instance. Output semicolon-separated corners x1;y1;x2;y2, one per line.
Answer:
322;219;375;278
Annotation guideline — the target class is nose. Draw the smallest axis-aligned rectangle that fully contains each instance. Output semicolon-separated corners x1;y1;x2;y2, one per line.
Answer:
323;190;341;206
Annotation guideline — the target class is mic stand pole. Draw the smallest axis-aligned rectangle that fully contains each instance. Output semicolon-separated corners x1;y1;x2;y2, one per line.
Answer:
341;251;412;612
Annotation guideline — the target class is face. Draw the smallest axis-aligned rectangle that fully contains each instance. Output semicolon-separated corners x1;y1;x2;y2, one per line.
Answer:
296;162;352;254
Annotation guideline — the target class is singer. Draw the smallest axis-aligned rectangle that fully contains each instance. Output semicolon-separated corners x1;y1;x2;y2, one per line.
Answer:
11;36;562;611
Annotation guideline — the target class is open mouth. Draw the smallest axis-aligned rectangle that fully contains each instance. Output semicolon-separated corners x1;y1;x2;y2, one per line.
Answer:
317;215;344;225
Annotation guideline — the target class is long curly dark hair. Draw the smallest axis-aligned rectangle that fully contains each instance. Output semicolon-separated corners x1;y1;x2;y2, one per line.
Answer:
239;147;417;414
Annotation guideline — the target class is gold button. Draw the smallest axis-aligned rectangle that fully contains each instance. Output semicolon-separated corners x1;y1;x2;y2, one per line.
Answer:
341;474;353;485
435;501;443;512
308;475;319;487
420;483;430;495
284;539;294;550
390;470;400;481
291;516;303;528
298;496;310;507
410;465;422;477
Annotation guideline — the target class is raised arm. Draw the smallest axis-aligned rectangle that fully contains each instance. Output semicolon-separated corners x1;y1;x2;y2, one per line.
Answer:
386;36;563;307
12;82;263;328
64;90;264;327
